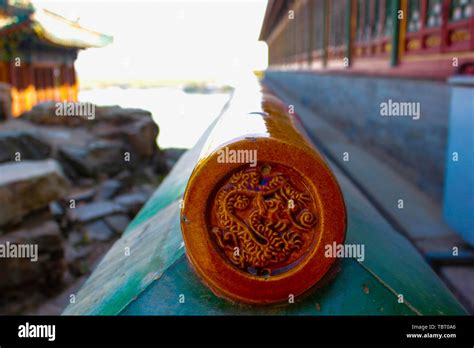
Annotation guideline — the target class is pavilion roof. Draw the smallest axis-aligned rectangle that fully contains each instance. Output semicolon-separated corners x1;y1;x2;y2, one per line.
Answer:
0;6;112;49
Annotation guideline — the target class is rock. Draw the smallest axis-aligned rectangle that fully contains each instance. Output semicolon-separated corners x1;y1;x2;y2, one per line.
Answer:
104;214;130;234
58;145;90;176
141;166;159;184
0;220;65;292
97;179;122;200
91;106;159;160
0;160;70;227
124;118;159;159
67;201;125;223
64;244;93;276
114;192;149;216
151;150;169;175
94;105;152;125
49;201;68;230
92;118;159;161
4;104;164;178
163;148;187;169
0;130;51;163
49;201;64;218
138;183;155;198
67;230;85;246
67;188;96;204
77;178;96;187
82;220;115;242
113;170;133;188
91;122;124;139
59;140;127;177
21;102;87;127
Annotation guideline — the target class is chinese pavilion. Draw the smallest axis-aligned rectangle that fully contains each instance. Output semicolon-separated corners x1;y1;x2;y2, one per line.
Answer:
0;0;112;118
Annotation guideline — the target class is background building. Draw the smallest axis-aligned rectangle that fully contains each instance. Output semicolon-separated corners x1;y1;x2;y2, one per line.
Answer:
260;0;474;202
260;0;474;77
0;0;112;118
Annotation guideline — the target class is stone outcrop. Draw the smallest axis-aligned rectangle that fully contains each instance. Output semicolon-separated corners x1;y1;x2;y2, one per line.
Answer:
0;102;170;314
58;140;128;177
68;201;126;223
123;118;159;158
114;191;149;216
0;160;70;227
0;220;65;312
21;102;87;127
3;103;167;179
0;131;51;163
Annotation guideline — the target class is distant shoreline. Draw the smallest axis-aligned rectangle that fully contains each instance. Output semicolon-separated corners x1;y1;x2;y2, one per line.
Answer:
80;81;234;94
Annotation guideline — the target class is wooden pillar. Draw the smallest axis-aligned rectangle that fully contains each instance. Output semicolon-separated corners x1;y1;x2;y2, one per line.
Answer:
69;65;78;101
440;0;450;53
60;65;68;101
53;66;61;101
471;0;474;50
25;63;35;111
39;68;45;102
398;0;408;64
345;0;354;67
9;61;19;116
0;61;7;82
18;65;25;114
49;68;54;100
48;68;54;100
44;68;49;101
390;0;401;66
307;0;314;66
35;68;40;103
323;0;330;67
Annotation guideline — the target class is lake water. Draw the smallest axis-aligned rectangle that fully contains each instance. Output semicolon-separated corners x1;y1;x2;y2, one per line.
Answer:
79;87;230;149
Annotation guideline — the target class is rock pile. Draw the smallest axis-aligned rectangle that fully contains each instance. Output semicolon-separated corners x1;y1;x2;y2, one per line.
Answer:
0;102;180;314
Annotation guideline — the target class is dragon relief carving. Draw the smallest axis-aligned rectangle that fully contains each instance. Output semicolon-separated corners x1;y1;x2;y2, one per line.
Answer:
210;164;318;275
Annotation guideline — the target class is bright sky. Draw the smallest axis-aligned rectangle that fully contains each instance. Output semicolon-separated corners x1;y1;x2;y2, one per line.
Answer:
32;0;268;84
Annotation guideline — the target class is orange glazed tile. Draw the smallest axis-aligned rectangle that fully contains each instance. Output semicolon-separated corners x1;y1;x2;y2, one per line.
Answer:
181;88;346;304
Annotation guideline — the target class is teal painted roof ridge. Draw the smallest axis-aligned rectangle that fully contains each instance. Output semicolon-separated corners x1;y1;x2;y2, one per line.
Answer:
63;103;227;315
63;87;465;315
